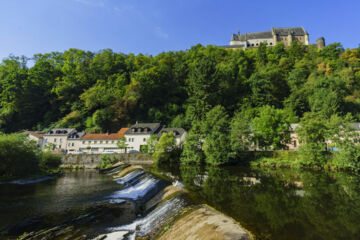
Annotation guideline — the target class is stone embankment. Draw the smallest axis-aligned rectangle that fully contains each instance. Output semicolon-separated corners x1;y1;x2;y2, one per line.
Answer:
61;153;153;168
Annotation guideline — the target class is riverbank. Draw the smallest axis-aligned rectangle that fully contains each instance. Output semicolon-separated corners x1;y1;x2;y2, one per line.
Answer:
61;153;153;169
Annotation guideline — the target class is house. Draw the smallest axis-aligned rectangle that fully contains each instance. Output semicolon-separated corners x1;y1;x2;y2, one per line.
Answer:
157;128;187;146
125;123;162;151
67;131;86;153
24;131;45;148
79;128;129;154
43;128;77;151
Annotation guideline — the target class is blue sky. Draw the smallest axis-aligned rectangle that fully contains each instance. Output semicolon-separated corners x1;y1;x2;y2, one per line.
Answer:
0;0;359;60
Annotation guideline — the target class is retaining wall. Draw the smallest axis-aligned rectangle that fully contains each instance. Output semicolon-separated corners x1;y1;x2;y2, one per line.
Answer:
61;153;153;168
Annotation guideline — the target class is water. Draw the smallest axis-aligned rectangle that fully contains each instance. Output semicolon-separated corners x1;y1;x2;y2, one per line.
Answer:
3;165;360;239
150;164;360;240
0;170;121;232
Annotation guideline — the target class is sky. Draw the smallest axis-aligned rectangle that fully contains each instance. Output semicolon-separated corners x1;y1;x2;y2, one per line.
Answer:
0;0;359;61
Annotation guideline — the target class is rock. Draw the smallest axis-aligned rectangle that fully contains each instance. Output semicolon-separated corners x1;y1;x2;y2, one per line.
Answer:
157;205;253;240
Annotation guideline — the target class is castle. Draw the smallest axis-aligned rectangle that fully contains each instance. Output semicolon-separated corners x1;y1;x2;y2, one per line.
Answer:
227;27;325;49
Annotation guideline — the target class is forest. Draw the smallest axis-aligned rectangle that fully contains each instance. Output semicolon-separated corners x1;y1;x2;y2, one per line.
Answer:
1;41;360;168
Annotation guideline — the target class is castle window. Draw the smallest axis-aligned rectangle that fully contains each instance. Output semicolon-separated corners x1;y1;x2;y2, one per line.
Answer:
256;43;258;46
270;43;273;45
251;44;254;46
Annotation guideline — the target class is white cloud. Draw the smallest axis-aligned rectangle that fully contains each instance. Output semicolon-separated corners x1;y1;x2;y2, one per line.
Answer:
154;26;169;39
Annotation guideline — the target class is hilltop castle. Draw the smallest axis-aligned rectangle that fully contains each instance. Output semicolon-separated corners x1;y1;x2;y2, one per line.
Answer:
227;27;325;49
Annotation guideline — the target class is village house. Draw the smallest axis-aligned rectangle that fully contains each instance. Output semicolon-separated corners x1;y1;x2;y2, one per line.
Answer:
43;128;77;151
125;123;162;152
79;128;129;154
24;131;45;148
66;131;86;153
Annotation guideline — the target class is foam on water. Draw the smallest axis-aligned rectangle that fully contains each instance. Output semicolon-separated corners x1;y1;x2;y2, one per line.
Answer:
109;175;161;200
106;196;187;238
114;170;145;185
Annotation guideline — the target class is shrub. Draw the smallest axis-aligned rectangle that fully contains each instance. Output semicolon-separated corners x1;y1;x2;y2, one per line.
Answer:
39;152;62;172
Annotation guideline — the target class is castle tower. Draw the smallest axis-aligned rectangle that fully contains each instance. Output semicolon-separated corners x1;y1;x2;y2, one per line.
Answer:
316;37;325;49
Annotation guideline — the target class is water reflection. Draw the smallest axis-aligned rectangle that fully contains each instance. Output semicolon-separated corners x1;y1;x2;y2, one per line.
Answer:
151;164;360;240
0;170;120;230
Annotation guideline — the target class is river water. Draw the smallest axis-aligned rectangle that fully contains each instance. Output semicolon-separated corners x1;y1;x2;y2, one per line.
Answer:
1;166;360;239
150;164;360;240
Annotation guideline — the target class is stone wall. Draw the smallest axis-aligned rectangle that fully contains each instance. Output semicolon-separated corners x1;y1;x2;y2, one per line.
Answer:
61;153;153;168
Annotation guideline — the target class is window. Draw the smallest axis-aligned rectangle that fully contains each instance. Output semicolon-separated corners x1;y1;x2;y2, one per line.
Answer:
82;141;85;144
72;143;74;146
105;141;108;144
270;42;273;45
100;141;103;144
68;143;71;146
256;43;258;46
251;44;254;46
143;138;146;142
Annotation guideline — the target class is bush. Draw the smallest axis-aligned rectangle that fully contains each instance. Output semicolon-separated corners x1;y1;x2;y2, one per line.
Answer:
0;133;40;178
39;152;62;172
100;154;116;169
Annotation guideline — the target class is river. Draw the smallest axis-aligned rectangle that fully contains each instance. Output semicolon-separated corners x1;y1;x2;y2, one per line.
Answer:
1;166;360;239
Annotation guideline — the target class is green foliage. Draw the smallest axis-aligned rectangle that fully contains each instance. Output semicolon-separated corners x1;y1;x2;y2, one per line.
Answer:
251;105;292;150
153;132;179;164
100;154;116;169
117;136;128;153
145;134;158;155
0;43;360;169
39;151;62;172
0;133;61;179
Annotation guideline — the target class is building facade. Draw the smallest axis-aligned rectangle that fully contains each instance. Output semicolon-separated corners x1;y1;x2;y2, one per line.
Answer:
228;27;314;50
79;128;128;153
67;131;86;153
43;128;77;151
125;123;162;152
24;131;45;148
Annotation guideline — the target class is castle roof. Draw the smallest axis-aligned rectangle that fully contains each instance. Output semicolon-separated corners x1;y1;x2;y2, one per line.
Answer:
272;27;307;36
231;31;272;41
231;27;308;41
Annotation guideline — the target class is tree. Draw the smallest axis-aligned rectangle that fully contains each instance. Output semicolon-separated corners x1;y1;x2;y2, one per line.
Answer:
145;134;158;155
181;121;204;164
251;106;292;150
201;105;234;165
117;136;129;153
153;132;178;164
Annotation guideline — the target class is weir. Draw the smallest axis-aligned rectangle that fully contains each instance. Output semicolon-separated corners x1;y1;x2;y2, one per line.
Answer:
3;164;252;240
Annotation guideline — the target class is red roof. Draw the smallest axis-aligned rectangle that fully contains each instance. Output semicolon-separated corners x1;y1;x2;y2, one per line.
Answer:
81;128;128;140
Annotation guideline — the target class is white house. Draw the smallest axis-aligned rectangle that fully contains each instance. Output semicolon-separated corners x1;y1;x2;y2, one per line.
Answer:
43;128;77;151
157;128;187;146
66;131;86;153
125;123;162;152
79;128;129;154
24;131;45;148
